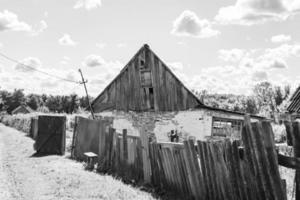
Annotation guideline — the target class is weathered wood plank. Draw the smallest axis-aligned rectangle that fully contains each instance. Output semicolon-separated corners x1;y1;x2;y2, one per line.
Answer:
261;121;287;200
197;141;212;199
139;127;151;183
242;119;262;200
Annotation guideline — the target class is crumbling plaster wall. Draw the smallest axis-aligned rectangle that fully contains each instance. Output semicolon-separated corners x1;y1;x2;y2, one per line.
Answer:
96;109;259;142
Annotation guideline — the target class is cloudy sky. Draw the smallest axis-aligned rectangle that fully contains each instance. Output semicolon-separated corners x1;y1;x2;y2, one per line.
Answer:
0;0;300;96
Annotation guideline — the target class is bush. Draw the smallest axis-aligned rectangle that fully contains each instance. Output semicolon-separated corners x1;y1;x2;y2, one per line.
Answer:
0;113;37;134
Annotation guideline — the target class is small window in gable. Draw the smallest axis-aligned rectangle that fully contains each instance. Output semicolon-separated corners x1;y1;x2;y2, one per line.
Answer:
140;71;152;87
139;58;145;70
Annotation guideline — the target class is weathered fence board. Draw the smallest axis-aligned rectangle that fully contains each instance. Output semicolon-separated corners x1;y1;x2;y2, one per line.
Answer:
72;116;111;160
34;115;66;155
30;117;38;140
242;117;286;200
72;116;288;200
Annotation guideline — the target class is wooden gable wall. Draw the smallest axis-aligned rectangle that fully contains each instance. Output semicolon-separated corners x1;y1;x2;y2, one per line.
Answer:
92;45;202;112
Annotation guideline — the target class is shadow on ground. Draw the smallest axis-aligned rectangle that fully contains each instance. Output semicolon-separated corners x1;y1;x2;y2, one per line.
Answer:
30;152;61;157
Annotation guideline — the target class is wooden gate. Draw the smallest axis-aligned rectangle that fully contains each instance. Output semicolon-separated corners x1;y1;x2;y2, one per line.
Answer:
34;115;66;155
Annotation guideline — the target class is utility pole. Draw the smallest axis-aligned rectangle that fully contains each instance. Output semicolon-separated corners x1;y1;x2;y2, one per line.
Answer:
78;69;95;119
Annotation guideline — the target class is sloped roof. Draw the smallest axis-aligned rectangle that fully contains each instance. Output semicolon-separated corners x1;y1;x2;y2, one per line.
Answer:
91;44;204;111
12;105;34;114
287;86;300;113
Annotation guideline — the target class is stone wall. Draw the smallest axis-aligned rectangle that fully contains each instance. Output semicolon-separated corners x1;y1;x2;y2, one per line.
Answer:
95;108;260;142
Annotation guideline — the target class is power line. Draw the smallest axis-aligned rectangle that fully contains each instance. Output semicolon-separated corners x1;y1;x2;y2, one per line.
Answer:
0;52;80;84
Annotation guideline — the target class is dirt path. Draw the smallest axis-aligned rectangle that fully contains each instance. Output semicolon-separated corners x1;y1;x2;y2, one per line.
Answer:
0;124;157;200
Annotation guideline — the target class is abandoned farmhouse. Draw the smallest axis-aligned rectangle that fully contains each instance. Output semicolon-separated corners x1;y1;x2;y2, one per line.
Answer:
91;44;262;142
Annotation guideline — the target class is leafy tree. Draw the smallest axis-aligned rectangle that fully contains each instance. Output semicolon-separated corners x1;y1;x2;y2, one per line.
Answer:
0;90;11;112
45;95;61;112
26;94;40;110
5;89;26;113
68;93;78;113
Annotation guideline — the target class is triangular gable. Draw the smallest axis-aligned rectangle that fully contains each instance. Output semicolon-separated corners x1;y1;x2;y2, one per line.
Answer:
91;44;203;112
11;105;33;114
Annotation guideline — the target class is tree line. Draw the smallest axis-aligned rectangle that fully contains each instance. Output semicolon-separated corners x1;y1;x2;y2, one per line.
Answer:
0;88;93;114
0;81;293;117
193;81;291;117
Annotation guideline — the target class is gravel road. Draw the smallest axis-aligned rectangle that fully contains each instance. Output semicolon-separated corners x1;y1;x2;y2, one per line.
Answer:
0;124;156;200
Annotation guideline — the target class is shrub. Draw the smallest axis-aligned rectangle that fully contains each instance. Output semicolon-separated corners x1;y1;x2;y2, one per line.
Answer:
0;113;37;134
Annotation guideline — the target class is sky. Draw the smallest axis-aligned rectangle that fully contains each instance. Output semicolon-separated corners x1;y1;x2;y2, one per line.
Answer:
0;0;300;97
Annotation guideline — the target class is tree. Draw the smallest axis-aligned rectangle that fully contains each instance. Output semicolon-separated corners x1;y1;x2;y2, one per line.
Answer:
45;95;61;112
26;94;40;110
0;90;11;112
253;82;276;116
5;89;26;113
68;93;78;113
244;96;259;114
79;95;93;111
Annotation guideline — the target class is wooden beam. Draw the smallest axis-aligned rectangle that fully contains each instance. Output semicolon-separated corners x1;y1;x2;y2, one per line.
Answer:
278;153;300;169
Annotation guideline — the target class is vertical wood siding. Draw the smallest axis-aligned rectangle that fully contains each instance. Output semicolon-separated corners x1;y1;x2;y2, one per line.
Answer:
92;45;202;112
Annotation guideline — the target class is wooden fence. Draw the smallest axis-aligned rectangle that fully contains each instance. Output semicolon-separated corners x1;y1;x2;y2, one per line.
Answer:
72;116;287;199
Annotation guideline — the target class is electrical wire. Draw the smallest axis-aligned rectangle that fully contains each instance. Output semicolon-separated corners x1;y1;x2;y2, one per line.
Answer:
0;52;80;84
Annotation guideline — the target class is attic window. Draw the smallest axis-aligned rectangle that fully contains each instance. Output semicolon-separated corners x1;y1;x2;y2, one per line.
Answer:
140;60;145;66
140;71;152;87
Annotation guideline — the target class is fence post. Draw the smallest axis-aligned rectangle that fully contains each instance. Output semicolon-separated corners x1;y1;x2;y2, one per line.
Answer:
123;129;128;163
139;127;151;183
71;116;78;159
284;117;293;146
292;122;300;199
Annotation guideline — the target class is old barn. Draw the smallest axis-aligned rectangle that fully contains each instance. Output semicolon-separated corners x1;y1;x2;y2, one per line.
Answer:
91;44;262;141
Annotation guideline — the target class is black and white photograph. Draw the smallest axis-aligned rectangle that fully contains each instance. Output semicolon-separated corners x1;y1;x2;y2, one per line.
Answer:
0;0;300;199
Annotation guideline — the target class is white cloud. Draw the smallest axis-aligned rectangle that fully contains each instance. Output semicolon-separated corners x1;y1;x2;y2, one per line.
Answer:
80;54;123;95
167;62;188;82
83;54;106;67
252;70;268;81
15;57;42;73
269;59;288;68
171;10;220;38
31;20;48;36
215;0;300;25
0;10;46;36
0;10;32;32
218;48;245;62
219;44;299;71
40;80;59;88
60;56;71;65
58;34;78;46
168;62;184;72
261;43;300;59
177;41;187;46
0;42;3;48
177;44;297;94
257;58;288;69
74;0;101;10
96;42;106;49
270;34;291;43
117;43;127;48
